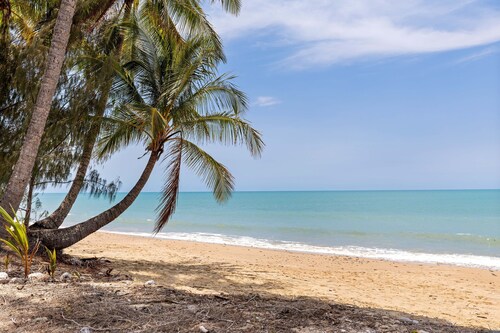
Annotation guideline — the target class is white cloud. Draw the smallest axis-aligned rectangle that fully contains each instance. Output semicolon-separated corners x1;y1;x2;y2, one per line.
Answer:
255;96;281;107
207;0;500;68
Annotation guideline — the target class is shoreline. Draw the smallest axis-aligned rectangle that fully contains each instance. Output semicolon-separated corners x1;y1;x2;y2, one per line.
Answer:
68;232;500;329
98;230;500;270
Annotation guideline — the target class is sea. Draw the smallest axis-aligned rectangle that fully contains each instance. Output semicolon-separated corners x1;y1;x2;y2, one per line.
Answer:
38;190;500;270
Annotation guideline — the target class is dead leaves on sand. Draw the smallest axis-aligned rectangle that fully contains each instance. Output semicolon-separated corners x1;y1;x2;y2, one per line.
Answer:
0;282;490;333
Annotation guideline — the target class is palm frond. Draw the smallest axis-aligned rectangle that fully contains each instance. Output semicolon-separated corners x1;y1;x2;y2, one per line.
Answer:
154;138;182;233
181;138;234;202
173;72;247;117
142;0;225;61
96;107;147;159
111;59;145;105
179;113;264;157
210;0;241;15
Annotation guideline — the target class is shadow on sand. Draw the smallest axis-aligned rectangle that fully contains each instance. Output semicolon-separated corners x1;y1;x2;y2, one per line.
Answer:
0;255;495;333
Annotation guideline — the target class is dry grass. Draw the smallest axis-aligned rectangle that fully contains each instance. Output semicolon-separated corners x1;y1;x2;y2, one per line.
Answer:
0;255;493;333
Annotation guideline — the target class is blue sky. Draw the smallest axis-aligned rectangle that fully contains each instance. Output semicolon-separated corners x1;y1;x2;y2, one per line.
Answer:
87;0;500;192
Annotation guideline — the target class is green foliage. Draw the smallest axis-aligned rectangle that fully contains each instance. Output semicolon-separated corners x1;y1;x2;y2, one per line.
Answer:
81;169;122;202
0;0;241;201
1;0;261;236
98;17;263;233
0;206;40;278
20;192;48;225
0;0;123;201
45;246;57;279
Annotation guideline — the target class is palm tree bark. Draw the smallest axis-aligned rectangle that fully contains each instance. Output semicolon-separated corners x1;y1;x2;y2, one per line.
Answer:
0;0;77;215
32;151;158;250
23;173;36;228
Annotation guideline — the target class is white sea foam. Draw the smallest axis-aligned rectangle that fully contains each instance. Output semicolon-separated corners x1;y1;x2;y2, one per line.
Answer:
101;231;500;270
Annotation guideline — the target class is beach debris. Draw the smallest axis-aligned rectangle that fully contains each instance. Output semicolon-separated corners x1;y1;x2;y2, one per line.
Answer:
61;256;109;267
130;303;149;310
144;280;156;287
28;272;48;282
0;272;8;280
32;317;49;323
293;327;333;333
187;304;198;313
111;273;133;282
60;272;72;281
0;279;487;333
8;277;23;284
399;316;419;325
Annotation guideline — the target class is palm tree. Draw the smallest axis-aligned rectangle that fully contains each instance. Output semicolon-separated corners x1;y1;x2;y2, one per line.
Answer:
0;0;78;218
34;19;263;249
0;1;107;232
1;0;242;227
33;0;240;230
32;0;136;230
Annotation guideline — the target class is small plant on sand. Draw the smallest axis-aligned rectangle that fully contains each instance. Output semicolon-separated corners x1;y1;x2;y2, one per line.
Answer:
45;247;57;279
0;207;40;278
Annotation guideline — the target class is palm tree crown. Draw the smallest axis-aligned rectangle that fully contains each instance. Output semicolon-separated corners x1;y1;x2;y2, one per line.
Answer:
99;18;263;232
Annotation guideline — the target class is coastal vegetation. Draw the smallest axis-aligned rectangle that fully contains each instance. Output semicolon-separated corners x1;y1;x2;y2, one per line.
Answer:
0;207;40;278
0;2;497;332
0;0;261;250
45;246;57;279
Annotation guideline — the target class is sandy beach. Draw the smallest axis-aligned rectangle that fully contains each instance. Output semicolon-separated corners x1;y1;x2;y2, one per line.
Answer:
65;232;499;329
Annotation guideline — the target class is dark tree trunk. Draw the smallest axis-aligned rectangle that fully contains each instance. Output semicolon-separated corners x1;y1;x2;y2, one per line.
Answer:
0;0;77;215
32;152;158;250
24;173;36;228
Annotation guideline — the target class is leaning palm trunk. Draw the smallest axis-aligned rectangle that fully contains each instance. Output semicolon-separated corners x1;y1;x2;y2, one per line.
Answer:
32;80;112;230
0;0;77;215
32;151;158;249
31;115;103;230
32;0;138;230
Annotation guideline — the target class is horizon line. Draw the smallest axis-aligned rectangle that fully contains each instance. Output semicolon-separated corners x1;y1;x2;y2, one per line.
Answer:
40;188;500;195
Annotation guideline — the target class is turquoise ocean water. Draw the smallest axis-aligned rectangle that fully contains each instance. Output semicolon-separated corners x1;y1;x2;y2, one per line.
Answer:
38;190;500;269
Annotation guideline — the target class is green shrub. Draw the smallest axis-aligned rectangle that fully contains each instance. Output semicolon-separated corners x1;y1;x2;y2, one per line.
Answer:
45;247;57;279
0;207;40;278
